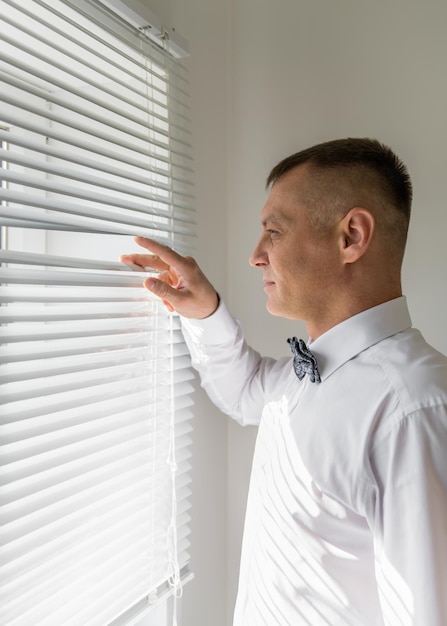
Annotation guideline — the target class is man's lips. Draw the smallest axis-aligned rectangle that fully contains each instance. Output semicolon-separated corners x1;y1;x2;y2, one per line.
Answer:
263;280;275;288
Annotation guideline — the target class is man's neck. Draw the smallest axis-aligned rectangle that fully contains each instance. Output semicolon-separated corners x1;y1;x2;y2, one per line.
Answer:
306;289;403;340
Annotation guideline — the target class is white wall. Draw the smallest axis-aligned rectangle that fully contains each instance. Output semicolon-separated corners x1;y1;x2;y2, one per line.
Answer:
140;1;447;624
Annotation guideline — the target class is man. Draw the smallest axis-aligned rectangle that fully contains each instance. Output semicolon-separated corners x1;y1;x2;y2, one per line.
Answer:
121;138;447;625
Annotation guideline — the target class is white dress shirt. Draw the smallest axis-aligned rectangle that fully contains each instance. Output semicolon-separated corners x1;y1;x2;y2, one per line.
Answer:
181;297;447;625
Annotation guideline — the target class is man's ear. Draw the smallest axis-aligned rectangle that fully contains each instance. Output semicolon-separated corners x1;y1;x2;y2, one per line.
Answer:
340;208;375;264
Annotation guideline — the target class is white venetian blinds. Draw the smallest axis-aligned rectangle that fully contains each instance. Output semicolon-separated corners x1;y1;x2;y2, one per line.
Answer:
0;0;195;624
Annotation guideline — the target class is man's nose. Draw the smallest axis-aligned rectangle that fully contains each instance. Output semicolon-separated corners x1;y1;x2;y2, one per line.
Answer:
249;239;268;267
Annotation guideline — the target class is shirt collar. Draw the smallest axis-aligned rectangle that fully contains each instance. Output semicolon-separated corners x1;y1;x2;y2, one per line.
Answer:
308;296;412;382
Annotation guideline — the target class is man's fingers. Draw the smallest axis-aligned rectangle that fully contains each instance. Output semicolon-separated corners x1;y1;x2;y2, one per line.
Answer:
134;237;188;270
121;236;218;318
120;253;170;272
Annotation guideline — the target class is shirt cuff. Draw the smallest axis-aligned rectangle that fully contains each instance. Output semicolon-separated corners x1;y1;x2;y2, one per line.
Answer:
180;299;240;345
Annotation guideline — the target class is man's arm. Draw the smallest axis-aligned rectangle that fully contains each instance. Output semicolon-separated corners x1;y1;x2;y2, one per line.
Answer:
121;237;275;425
369;405;447;625
180;299;277;425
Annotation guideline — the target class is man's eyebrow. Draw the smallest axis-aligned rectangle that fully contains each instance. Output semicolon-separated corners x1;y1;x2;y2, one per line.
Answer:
261;214;289;228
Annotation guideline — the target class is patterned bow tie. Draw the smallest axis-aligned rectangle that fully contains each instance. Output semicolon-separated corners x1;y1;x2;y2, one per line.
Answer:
287;337;321;383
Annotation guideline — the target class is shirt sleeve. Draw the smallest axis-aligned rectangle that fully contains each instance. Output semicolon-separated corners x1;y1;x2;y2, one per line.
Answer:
368;403;447;625
180;300;277;426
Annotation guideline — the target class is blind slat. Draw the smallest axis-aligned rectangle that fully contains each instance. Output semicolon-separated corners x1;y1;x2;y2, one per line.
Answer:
0;334;190;364
0;249;140;271
0;285;150;302
0;266;147;288
0;348;194;383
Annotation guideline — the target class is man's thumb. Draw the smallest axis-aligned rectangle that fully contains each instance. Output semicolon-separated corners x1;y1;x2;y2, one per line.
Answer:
144;278;179;313
144;277;166;294
145;276;178;299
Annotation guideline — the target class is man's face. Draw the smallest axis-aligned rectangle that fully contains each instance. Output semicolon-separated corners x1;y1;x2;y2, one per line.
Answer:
249;165;343;326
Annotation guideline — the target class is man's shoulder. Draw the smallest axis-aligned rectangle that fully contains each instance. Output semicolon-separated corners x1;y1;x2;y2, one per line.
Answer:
376;326;447;370
370;327;447;410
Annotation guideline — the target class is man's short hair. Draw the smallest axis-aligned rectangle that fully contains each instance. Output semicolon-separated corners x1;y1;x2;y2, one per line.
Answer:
267;138;412;253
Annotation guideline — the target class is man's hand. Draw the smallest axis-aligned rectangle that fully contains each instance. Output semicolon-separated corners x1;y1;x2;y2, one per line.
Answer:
120;237;219;319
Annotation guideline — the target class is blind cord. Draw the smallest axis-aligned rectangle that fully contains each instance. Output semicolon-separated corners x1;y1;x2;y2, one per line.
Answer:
167;312;183;626
163;28;183;626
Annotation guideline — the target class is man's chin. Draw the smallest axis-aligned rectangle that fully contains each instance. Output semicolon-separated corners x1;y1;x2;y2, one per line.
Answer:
266;298;302;321
265;299;284;318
